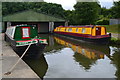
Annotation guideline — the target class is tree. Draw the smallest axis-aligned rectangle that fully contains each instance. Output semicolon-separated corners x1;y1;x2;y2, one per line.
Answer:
2;2;65;18
100;7;112;18
64;10;77;25
74;2;100;25
111;1;120;18
36;2;65;18
2;2;29;16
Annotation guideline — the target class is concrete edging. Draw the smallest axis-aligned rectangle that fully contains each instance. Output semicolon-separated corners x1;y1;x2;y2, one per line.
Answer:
1;33;40;78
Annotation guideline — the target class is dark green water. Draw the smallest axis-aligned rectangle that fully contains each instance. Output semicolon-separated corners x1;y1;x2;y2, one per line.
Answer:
20;34;120;79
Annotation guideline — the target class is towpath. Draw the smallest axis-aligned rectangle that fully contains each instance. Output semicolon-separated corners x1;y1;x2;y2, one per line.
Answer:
0;33;40;79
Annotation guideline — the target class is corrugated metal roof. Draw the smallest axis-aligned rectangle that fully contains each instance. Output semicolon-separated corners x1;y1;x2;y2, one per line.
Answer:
3;10;66;22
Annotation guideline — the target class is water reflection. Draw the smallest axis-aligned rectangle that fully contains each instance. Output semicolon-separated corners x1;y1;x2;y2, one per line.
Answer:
54;36;105;59
54;35;110;70
15;34;120;79
39;34;65;54
43;35;116;78
109;47;120;79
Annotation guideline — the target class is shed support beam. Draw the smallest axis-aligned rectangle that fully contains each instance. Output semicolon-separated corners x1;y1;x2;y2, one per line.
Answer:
65;21;68;26
49;22;54;33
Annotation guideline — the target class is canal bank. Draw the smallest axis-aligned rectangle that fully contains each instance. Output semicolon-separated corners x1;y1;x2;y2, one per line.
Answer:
1;33;40;79
110;33;120;45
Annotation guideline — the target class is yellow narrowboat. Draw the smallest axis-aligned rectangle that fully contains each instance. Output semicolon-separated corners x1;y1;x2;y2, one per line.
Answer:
54;25;111;44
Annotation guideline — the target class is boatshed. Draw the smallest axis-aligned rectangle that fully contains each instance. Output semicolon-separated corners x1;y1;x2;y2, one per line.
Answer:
2;10;68;33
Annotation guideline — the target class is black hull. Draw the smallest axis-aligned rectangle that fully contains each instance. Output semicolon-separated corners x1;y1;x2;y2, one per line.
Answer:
5;33;47;54
54;33;111;45
13;44;46;54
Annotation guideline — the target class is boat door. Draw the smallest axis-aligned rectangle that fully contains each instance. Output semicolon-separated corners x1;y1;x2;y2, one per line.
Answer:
96;27;101;35
22;27;30;39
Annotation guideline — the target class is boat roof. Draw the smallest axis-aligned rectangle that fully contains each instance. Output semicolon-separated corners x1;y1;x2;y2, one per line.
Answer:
16;24;34;27
7;24;35;28
57;25;103;28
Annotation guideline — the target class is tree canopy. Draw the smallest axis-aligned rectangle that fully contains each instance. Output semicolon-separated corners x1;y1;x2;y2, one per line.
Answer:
2;2;65;18
73;2;100;25
111;1;120;18
2;1;120;25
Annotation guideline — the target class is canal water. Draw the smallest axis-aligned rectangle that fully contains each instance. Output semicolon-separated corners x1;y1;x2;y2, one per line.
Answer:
17;34;120;79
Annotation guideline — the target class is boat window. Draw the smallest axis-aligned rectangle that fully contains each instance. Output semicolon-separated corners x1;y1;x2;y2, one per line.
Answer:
81;49;85;54
22;27;30;39
68;28;72;32
76;28;79;32
82;28;86;33
64;28;66;31
66;28;68;32
57;28;59;31
65;28;67;32
96;28;99;30
59;28;61;31
56;28;58;31
11;27;16;38
6;27;16;38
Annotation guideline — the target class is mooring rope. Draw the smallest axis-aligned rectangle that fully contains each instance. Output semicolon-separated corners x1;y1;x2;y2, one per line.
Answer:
4;37;37;75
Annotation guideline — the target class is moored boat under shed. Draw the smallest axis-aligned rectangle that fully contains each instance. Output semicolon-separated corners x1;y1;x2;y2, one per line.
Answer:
4;24;48;53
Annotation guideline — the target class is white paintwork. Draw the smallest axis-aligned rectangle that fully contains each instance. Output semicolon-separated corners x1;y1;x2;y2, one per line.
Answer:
6;26;16;39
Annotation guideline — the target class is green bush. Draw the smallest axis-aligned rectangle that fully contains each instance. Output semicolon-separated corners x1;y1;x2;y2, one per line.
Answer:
95;19;109;25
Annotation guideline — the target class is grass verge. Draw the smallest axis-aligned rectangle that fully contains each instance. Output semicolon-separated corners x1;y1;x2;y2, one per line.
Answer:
109;37;120;45
102;24;120;34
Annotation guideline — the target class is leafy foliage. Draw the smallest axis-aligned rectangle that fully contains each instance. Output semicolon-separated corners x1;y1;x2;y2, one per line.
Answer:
2;1;120;25
111;1;120;18
2;2;65;18
95;19;109;25
100;7;112;18
73;2;100;25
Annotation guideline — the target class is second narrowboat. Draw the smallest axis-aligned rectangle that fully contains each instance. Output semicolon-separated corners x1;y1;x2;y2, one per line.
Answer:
5;24;48;53
54;25;111;44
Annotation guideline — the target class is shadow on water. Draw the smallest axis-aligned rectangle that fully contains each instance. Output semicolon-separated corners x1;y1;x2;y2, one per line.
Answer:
22;54;48;79
15;43;48;79
15;34;120;79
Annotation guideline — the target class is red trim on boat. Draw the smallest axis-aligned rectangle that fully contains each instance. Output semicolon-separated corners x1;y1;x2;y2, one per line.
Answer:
16;39;46;42
54;31;110;39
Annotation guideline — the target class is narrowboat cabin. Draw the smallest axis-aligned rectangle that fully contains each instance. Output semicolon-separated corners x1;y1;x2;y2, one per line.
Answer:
5;24;47;53
54;25;111;44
